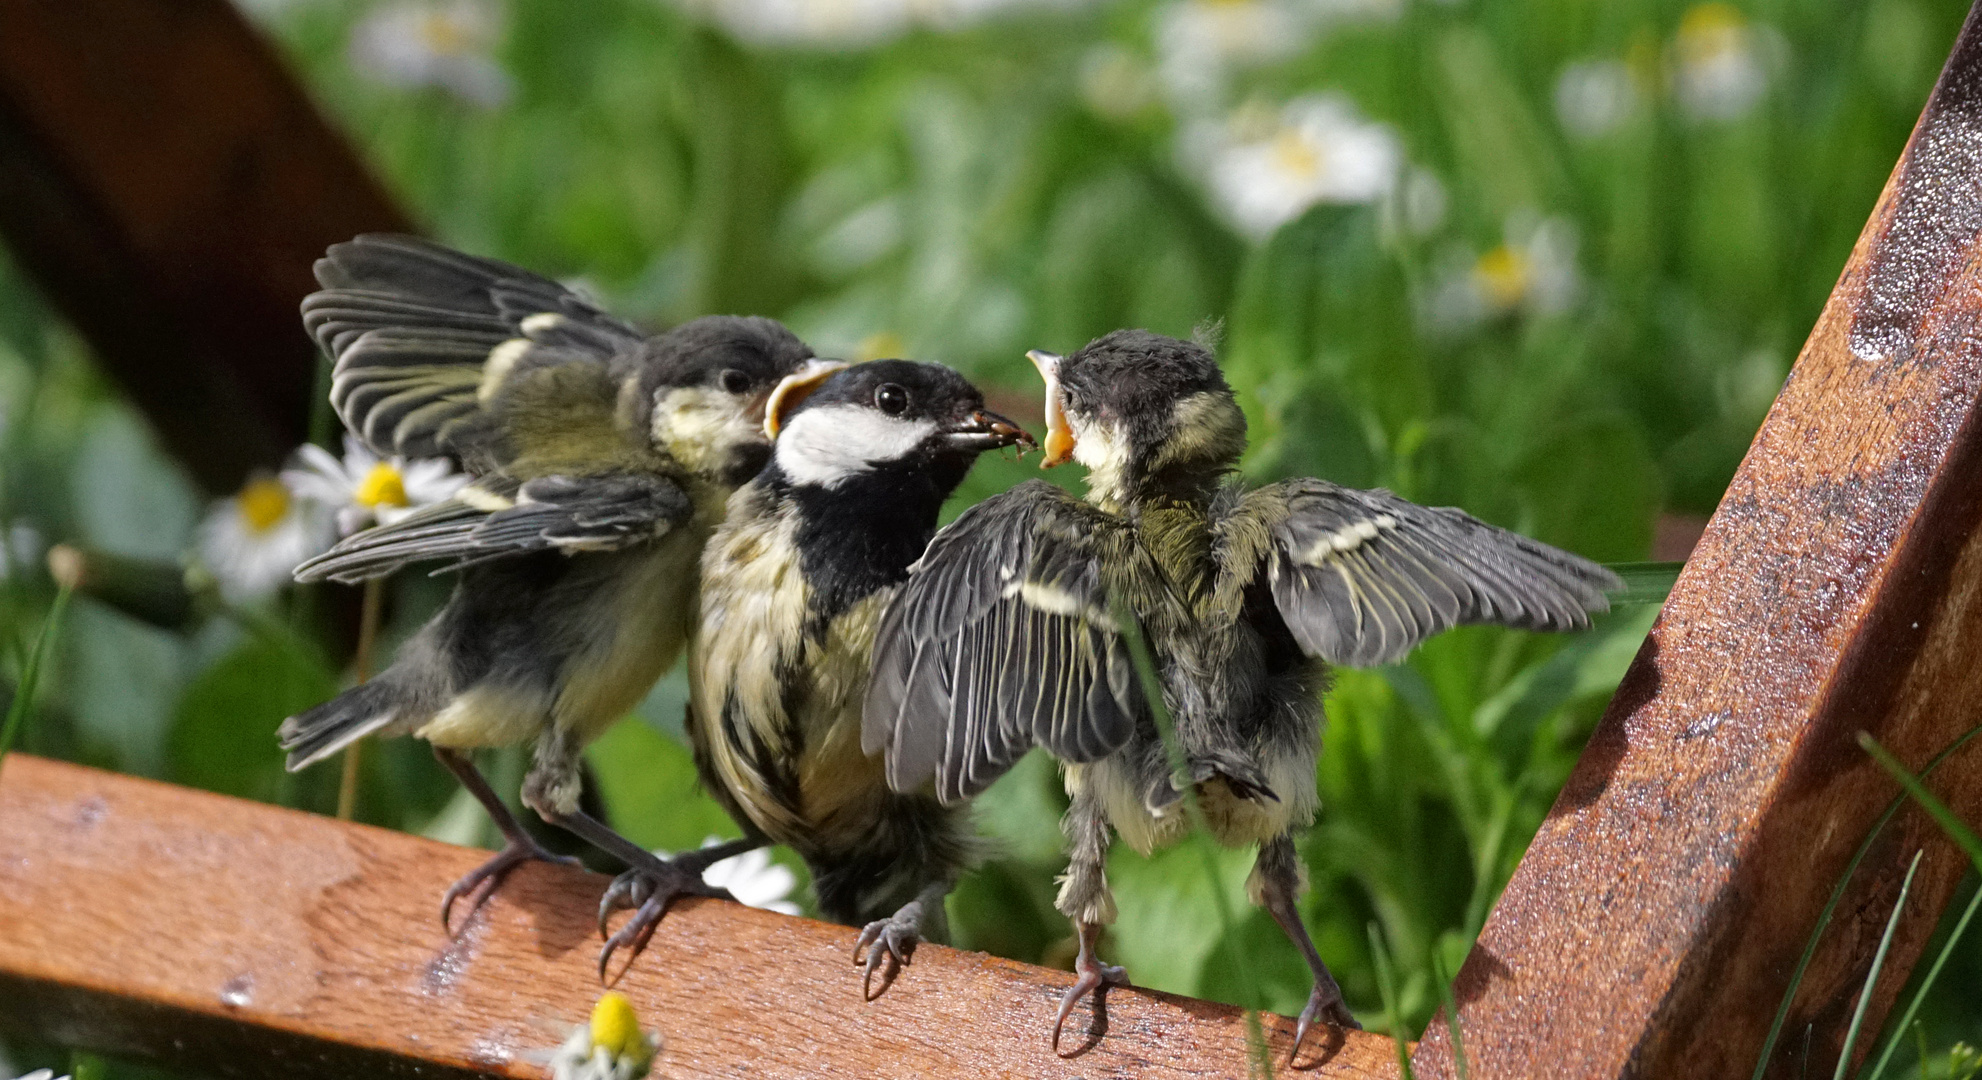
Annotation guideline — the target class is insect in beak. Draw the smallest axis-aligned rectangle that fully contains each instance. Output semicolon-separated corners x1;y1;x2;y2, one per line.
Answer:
1026;349;1075;468
940;409;1035;452
764;358;850;438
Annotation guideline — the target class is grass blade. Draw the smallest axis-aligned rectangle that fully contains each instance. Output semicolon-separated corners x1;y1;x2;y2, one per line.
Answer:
1751;724;1982;1079
1859;733;1982;868
0;583;72;767
1432;945;1471;1080
1865;880;1982;1080
1833;848;1921;1080
1368;922;1416;1080
1603;561;1684;605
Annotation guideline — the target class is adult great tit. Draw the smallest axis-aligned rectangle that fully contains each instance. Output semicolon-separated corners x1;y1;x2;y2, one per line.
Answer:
278;234;834;928
865;329;1619;1055
600;359;1028;985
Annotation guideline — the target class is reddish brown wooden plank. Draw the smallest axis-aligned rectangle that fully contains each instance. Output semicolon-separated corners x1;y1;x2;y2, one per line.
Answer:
0;0;411;491
0;754;1401;1078
1412;7;1982;1078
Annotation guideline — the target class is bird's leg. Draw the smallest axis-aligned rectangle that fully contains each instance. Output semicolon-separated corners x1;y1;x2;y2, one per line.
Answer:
432;746;580;934
596;835;761;942
1052;920;1128;1053
854;877;954;1001
518;733;737;978
1052;787;1125;1052
1252;834;1359;1061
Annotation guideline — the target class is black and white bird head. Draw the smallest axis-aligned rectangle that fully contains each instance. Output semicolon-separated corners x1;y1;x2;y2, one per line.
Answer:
763;359;1031;495
629;316;836;486
1026;329;1247;505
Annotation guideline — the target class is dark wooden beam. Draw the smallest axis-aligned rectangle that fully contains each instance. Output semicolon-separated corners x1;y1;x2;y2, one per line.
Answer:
1413;4;1982;1076
0;0;412;493
0;754;1403;1078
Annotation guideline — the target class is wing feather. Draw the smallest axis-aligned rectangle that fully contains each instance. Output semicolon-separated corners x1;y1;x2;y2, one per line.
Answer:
1242;479;1621;667
864;480;1145;804
305;234;646;463
293;472;691;584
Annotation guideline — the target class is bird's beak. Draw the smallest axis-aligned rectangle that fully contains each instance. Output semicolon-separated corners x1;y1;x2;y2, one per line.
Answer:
1026;349;1075;468
940;408;1034;452
763;358;849;439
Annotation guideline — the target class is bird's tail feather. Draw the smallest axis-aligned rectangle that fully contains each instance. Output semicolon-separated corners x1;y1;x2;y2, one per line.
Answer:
279;681;400;772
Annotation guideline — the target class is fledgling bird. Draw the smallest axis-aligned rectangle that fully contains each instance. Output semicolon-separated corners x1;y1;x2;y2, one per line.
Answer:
601;359;1028;984
278;234;833;927
864;330;1620;1055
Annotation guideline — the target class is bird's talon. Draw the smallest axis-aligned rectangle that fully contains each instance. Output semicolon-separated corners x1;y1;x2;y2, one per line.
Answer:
438;836;570;935
853;916;919;1000
593;861;730;981
1288;982;1361;1063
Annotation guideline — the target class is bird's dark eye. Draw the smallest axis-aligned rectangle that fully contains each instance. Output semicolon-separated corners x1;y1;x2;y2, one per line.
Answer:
876;384;909;416
719;369;751;394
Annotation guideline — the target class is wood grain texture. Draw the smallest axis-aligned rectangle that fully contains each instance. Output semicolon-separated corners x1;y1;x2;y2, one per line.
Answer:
0;0;410;491
1411;6;1982;1078
0;754;1400;1078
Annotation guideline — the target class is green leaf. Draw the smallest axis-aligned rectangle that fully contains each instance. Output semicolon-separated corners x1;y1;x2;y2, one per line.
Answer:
167;632;337;803
584;716;743;853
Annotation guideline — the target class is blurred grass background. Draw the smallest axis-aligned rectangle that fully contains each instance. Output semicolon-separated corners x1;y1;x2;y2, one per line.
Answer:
3;0;1981;1074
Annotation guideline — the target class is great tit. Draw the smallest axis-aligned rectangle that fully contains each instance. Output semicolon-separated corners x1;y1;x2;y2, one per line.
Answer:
864;329;1619;1054
277;234;834;929
599;359;1028;985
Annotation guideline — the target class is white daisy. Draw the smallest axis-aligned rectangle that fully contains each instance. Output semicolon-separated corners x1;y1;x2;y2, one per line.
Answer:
673;836;801;915
546;993;658;1080
670;0;1086;49
196;473;333;603
1422;216;1583;335
1155;0;1313;110
1673;3;1770;122
283;435;467;538
348;0;513;108
11;1071;72;1080
1192;95;1403;241
1554;58;1639;139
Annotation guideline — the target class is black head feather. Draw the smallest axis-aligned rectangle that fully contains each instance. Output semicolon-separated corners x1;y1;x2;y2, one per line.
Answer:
1056;329;1247;497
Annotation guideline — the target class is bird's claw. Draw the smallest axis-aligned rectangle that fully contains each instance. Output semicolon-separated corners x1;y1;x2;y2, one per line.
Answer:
439;837;580;935
853;916;922;1001
1289;978;1361;1062
595;862;734;982
1051;957;1128;1054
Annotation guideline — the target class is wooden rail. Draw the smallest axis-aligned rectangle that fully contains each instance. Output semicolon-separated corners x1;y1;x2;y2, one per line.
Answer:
0;754;1403;1078
1410;4;1982;1078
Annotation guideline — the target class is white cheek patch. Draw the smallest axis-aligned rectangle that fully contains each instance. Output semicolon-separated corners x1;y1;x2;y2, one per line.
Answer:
775;404;937;488
1072;421;1133;496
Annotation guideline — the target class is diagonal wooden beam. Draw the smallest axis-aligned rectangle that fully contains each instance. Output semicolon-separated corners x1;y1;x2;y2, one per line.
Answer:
0;754;1404;1078
1413;4;1982;1077
0;0;412;493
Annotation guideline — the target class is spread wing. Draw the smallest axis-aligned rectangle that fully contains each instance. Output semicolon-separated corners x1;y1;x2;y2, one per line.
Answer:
304;234;647;465
864;480;1152;805
1242;479;1621;667
293;472;692;584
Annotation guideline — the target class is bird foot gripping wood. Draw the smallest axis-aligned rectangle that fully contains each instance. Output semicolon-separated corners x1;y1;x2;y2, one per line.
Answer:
854;907;924;1001
1052;921;1129;1054
1291;976;1360;1064
439;837;581;934
595;860;735;981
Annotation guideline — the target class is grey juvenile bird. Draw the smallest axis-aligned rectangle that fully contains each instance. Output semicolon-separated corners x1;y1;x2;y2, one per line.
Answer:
278;234;833;928
864;329;1619;1055
598;359;1028;983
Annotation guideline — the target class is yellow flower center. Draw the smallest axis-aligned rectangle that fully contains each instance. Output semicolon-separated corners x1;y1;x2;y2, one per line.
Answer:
1473;245;1532;309
590;992;653;1063
1271;129;1324;182
418;13;474;55
855;331;907;363
1677;3;1746;63
354;462;409;510
237;477;291;534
